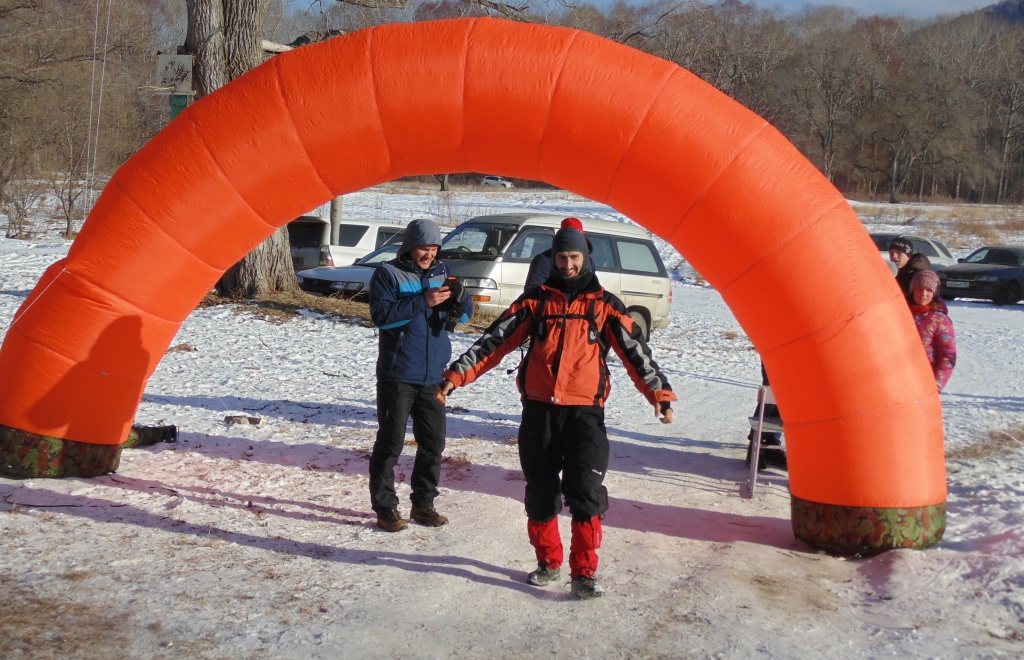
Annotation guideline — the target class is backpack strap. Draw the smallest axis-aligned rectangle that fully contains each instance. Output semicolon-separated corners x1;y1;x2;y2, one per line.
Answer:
532;291;604;342
531;287;551;343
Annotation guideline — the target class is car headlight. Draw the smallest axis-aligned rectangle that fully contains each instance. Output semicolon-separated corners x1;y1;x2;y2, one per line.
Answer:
977;275;1000;282
296;276;304;284
461;277;498;289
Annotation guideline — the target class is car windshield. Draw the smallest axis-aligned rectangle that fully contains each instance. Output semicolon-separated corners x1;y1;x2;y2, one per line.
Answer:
439;222;519;259
963;248;1024;266
356;245;399;265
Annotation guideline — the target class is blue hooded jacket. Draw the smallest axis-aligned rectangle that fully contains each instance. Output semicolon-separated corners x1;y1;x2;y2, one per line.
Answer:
369;219;472;385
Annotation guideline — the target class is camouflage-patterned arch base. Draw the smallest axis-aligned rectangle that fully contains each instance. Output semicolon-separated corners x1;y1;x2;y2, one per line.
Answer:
791;495;946;556
0;423;177;479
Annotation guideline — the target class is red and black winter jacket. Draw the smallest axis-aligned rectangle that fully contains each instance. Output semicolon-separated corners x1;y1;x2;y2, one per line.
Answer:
442;278;675;408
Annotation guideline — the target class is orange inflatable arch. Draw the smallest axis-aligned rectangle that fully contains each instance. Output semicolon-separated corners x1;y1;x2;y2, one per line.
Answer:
0;18;945;555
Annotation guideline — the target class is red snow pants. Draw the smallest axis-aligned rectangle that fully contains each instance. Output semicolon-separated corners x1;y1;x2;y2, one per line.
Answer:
527;515;603;578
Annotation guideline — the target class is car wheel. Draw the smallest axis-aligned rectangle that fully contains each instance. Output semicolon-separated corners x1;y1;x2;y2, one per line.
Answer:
997;281;1020;306
628;310;650;341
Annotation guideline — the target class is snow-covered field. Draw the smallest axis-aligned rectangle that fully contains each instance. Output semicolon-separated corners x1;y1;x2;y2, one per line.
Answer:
1;188;1022;658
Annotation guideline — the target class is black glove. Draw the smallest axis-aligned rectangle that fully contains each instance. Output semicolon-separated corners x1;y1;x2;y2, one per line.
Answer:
660;401;672;415
446;278;466;307
443;278;466;331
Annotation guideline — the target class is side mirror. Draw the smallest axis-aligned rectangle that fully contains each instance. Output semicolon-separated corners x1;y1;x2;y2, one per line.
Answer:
957;258;965;263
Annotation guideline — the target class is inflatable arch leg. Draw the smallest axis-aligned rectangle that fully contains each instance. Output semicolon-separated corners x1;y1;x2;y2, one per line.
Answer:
0;18;945;555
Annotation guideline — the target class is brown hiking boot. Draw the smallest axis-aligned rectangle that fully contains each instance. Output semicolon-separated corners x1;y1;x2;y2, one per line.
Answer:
376;508;408;532
527;563;561;587
410;505;449;527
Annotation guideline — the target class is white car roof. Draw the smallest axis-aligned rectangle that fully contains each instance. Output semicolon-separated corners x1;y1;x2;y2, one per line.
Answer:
461;213;652;238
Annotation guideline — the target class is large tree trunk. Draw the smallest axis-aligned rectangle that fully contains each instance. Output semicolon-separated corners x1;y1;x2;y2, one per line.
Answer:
224;0;268;81
215;225;297;297
888;148;900;204
185;0;227;97
186;0;297;298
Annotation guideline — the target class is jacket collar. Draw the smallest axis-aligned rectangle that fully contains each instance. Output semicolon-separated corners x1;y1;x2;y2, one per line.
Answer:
541;272;603;299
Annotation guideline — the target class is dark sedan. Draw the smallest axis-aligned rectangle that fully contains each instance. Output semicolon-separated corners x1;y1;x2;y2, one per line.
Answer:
939;246;1024;306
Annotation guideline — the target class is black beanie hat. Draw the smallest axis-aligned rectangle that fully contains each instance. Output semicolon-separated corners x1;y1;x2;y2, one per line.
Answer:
551;227;589;256
889;237;913;256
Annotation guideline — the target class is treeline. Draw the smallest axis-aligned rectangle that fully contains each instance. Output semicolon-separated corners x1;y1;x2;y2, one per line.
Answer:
2;1;1023;238
566;1;1024;206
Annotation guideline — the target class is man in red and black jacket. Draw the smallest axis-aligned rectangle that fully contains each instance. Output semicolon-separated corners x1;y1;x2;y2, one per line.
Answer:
438;226;675;600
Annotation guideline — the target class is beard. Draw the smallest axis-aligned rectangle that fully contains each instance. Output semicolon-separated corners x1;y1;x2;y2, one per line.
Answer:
546;269;593;294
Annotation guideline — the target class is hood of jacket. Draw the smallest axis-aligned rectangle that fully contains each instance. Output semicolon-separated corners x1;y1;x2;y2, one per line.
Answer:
398;219;442;258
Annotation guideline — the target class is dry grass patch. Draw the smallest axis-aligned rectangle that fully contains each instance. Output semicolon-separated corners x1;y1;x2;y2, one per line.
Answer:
0;578;213;657
200;291;497;333
442;453;473;480
853;202;1024;250
200;291;372;326
947;422;1024;461
954;218;1001;242
60;571;94;582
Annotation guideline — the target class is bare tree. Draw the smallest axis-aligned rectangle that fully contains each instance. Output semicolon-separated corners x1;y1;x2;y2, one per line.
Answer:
47;110;91;238
982;26;1024;203
645;1;795;121
0;1;157;234
775;9;866;182
2;178;45;239
185;0;228;97
907;14;993;201
8;0;1024;220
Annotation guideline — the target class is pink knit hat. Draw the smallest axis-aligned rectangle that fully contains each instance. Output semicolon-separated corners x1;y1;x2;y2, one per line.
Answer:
910;269;940;293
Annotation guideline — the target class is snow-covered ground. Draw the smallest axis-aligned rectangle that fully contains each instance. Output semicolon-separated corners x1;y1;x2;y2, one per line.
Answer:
1;188;1022;657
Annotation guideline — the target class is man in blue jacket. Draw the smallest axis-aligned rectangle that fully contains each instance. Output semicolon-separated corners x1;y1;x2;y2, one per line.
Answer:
368;219;472;532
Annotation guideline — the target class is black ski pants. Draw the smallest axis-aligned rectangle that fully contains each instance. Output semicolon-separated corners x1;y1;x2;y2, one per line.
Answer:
518;399;609;522
368;381;446;514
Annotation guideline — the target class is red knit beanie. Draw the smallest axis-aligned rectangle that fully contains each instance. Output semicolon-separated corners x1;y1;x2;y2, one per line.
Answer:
561;217;584;232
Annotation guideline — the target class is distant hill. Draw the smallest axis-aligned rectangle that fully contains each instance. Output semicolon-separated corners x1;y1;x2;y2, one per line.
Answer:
986;0;1024;22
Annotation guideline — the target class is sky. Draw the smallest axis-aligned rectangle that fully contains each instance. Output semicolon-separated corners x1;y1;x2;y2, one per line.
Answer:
739;0;994;19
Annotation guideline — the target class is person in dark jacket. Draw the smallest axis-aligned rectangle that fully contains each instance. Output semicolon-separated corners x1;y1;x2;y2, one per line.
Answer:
523;217;595;292
438;226;675;600
889;237;932;304
367;219;472;532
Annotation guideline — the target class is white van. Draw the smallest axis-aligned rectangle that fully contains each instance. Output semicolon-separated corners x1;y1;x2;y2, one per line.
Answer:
439;214;671;338
287;215;406;269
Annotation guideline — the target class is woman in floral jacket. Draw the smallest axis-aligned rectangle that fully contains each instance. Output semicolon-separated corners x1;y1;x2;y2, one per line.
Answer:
909;270;957;391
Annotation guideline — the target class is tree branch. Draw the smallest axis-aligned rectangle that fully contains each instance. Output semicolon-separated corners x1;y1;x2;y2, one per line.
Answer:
335;0;409;8
262;39;292;53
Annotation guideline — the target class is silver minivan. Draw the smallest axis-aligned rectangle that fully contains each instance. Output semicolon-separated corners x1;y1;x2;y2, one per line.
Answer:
439;214;671;338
